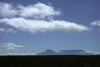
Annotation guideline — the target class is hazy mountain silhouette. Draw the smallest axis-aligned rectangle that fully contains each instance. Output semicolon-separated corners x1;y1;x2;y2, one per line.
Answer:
37;49;99;55
37;49;58;55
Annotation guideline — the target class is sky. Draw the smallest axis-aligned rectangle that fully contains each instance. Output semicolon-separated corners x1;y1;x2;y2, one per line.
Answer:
0;0;100;55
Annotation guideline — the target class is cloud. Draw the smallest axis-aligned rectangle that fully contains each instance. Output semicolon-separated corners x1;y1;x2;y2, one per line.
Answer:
0;18;88;33
0;28;16;33
6;28;16;33
0;2;18;17
0;42;23;51
0;53;36;55
91;21;100;26
0;28;5;32
19;2;60;19
0;2;60;19
86;51;100;55
0;2;88;33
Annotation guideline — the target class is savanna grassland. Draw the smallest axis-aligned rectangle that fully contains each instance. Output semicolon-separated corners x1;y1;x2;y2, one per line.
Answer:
0;55;100;67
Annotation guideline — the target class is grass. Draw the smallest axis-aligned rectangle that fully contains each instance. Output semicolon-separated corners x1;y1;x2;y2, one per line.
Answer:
0;55;100;67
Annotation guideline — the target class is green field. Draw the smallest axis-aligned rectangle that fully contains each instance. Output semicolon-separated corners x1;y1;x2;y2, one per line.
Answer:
0;55;100;67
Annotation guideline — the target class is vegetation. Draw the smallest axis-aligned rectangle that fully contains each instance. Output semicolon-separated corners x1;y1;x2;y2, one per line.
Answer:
0;55;100;67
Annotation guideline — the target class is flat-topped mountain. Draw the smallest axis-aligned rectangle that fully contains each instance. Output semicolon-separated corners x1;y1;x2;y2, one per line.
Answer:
37;49;100;55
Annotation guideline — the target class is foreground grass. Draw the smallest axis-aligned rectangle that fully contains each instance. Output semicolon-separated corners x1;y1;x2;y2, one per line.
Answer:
0;55;100;67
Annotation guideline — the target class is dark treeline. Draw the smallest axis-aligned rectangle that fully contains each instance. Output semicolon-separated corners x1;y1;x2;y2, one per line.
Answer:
0;55;100;67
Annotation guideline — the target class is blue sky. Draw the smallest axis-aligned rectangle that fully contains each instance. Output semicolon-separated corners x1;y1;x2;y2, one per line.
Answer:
0;0;100;55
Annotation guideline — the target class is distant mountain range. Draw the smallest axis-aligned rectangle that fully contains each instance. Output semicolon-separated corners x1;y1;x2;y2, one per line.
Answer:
37;49;100;55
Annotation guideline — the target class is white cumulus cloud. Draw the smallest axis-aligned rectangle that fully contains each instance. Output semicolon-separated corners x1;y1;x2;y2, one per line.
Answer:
0;18;88;33
91;21;100;26
19;2;60;19
0;42;23;51
0;2;88;33
0;2;60;19
0;2;18;17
